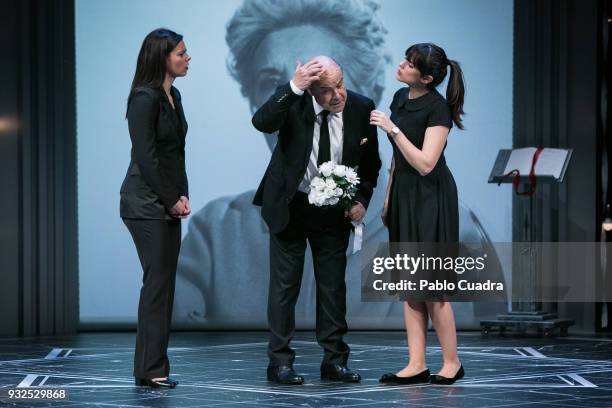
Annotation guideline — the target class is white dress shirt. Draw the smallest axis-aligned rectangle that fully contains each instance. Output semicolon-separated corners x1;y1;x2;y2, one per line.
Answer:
290;81;344;193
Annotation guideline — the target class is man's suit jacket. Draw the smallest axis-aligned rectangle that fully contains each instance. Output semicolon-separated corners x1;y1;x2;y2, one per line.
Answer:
120;86;188;220
252;82;382;234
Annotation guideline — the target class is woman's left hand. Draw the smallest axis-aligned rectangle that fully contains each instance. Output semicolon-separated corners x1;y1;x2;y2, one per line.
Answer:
369;110;395;134
179;196;191;218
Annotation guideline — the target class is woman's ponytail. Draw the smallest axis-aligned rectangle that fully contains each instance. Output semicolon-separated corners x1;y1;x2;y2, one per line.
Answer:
446;59;465;129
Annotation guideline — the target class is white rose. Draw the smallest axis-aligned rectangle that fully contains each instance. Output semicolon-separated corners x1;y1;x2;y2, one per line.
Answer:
308;190;318;205
333;165;347;177
324;187;335;199
325;179;337;190
334;187;343;197
310;190;325;206
311;177;326;191
316;192;328;206
329;197;340;205
319;161;334;177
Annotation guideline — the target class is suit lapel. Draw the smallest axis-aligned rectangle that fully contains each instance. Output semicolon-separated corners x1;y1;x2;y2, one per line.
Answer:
158;89;172;115
302;95;315;167
158;89;177;125
175;98;188;138
341;93;357;166
170;87;187;139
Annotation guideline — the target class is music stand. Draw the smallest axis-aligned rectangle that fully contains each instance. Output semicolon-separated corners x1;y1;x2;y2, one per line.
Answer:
480;148;575;336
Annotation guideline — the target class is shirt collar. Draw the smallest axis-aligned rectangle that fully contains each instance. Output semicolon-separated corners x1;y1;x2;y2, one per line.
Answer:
312;96;341;118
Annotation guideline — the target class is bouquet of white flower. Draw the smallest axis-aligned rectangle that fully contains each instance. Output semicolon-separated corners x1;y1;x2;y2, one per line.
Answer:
308;161;360;209
308;161;364;253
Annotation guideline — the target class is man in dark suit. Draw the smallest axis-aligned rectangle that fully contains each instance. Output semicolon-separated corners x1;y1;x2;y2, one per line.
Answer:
252;56;381;385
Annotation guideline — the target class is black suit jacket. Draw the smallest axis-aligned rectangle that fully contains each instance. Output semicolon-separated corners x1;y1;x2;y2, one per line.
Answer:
252;83;381;234
120;86;188;220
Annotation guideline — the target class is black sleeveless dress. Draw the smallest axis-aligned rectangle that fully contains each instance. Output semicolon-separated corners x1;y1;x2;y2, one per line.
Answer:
387;87;459;300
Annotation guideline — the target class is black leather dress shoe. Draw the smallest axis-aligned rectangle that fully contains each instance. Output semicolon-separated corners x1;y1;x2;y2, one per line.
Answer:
429;365;465;385
134;377;178;388
379;369;430;385
320;364;361;383
267;365;305;385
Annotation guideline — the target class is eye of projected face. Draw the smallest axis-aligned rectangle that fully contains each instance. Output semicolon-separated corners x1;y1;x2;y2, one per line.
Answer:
255;70;282;106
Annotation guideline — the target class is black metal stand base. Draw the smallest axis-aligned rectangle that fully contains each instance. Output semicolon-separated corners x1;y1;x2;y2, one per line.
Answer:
481;311;575;337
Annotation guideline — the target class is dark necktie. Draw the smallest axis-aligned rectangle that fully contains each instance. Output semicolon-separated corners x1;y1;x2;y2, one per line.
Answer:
317;110;331;166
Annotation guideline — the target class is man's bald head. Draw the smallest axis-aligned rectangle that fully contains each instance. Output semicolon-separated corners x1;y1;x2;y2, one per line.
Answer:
311;55;342;84
312;55;341;73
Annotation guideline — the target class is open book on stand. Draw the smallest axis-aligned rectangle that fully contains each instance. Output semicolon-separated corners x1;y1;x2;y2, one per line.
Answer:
489;147;572;184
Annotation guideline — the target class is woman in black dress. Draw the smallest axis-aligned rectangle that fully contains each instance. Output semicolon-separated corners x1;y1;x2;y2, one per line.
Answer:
120;28;191;388
370;43;465;385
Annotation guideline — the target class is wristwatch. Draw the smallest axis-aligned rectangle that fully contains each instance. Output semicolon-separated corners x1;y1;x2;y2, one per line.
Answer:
390;126;400;137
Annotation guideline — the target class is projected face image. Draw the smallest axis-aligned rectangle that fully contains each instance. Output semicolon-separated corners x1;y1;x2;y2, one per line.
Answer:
75;0;512;329
249;26;352;150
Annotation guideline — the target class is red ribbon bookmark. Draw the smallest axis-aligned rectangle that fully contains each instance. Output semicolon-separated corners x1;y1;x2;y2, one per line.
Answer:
498;147;543;196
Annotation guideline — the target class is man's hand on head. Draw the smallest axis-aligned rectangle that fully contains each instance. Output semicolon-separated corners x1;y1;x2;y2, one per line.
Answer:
292;59;324;91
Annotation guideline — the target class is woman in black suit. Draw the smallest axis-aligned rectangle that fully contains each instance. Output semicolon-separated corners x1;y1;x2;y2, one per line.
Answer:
120;28;191;388
370;43;466;385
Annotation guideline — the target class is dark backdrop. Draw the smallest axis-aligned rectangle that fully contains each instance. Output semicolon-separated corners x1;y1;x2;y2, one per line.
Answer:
0;0;78;337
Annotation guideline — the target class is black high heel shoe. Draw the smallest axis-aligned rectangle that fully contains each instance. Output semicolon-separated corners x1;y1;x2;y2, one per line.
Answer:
379;369;430;385
429;365;464;385
135;377;179;388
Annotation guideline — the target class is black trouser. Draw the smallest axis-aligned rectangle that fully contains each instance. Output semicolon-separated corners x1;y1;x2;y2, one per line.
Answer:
123;218;181;379
268;192;351;367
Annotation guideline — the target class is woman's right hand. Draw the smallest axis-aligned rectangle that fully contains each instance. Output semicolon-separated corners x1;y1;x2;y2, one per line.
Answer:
170;200;187;218
179;196;191;217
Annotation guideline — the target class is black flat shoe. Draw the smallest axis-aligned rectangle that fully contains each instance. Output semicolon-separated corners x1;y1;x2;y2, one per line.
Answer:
267;365;305;385
320;364;361;383
379;369;430;385
429;365;465;385
135;377;178;388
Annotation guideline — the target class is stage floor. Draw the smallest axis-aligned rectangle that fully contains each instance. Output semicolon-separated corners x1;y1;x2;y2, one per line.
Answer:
0;331;611;407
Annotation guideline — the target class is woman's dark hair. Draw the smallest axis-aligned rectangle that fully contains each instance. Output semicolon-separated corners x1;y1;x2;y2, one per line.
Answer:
126;28;183;115
405;43;465;129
